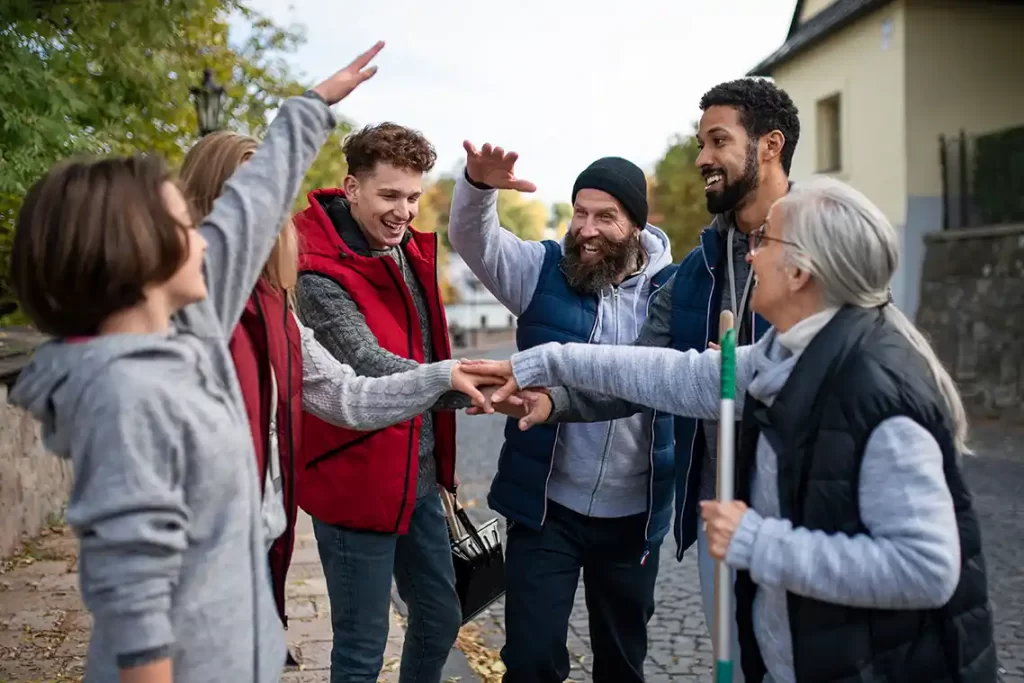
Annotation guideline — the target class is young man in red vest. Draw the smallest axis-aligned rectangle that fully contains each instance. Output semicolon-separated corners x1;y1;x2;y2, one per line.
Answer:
292;123;466;683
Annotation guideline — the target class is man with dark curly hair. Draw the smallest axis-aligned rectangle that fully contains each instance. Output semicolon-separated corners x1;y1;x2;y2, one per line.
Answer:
292;122;468;683
513;78;801;681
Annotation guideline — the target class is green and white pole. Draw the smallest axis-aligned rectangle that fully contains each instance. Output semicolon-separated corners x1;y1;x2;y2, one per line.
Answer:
715;310;737;683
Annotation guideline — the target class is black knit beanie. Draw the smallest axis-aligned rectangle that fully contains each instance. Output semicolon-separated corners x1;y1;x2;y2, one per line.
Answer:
571;156;649;229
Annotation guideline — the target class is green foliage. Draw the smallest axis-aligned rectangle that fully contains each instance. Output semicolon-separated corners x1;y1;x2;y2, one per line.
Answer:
0;0;352;311
497;190;547;242
649;125;711;261
972;124;1024;226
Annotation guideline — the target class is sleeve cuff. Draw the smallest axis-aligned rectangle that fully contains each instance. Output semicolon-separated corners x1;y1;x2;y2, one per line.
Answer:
547;387;570;423
463;168;494;191
109;610;175;665
725;508;763;570
510;345;556;390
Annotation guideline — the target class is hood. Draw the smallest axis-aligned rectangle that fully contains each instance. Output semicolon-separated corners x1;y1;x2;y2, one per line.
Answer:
557;223;674;292
8;332;180;458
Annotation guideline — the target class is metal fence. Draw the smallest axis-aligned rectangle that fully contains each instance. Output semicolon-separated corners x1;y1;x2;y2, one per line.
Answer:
939;123;1024;230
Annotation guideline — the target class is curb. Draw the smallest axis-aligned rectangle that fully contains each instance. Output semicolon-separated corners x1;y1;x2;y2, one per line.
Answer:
390;585;481;681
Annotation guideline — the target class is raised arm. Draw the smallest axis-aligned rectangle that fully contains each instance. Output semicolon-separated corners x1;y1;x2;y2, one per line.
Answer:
447;143;546;315
509;341;755;420
199;43;382;333
725;416;961;609
296;273;469;409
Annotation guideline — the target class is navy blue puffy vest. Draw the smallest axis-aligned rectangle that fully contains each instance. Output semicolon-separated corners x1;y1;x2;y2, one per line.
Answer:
668;226;771;557
487;241;677;554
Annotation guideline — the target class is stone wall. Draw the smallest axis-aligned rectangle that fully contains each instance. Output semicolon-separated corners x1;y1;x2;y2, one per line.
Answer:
916;223;1024;423
0;328;70;559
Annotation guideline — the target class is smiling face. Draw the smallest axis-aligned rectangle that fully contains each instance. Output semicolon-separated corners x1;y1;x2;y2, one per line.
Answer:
560;188;642;293
696;105;760;215
344;162;423;250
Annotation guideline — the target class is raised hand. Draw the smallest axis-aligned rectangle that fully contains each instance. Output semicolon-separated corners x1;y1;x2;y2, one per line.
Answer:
463;141;538;193
451;361;509;407
311;41;385;106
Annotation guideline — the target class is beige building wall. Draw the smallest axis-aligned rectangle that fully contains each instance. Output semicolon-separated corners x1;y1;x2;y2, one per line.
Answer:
771;1;912;305
798;0;841;23
899;0;1024;317
773;2;907;224
904;0;1024;197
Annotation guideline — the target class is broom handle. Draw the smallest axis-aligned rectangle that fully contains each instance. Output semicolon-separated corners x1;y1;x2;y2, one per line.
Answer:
715;310;737;683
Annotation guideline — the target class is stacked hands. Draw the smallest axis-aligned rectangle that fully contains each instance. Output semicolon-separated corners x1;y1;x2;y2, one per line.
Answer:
450;356;748;561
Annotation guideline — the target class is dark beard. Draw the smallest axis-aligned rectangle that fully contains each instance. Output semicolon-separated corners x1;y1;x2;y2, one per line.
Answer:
561;232;643;294
705;140;760;214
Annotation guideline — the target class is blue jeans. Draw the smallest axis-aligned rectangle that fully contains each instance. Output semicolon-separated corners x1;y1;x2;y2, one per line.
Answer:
697;519;744;683
312;492;461;683
501;501;660;683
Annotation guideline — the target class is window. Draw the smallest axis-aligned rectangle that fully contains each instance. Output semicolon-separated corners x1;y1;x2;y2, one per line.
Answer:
816;93;842;173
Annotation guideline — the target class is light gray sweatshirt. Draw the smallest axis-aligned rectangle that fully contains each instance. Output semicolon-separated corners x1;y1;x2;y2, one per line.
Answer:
10;95;336;683
448;173;675;518
510;310;961;683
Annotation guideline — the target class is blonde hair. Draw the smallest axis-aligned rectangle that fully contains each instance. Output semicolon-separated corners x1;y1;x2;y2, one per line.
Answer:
180;131;298;295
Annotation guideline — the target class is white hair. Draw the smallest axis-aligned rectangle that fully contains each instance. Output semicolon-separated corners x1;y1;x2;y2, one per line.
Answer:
774;175;971;454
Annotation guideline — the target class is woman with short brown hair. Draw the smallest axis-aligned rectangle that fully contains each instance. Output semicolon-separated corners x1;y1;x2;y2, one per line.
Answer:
7;46;383;683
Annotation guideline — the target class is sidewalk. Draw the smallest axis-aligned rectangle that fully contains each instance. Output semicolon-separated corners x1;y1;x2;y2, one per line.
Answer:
0;513;408;682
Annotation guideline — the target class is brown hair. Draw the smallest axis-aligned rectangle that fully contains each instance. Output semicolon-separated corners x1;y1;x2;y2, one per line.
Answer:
11;155;190;337
180;131;298;294
342;122;437;178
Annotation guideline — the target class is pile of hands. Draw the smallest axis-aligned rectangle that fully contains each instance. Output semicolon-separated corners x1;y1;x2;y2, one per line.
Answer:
449;359;553;431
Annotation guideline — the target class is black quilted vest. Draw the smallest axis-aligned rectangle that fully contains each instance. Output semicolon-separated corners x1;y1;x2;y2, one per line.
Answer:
733;306;997;683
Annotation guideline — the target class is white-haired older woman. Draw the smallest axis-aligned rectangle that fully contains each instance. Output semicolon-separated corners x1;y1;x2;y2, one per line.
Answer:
465;176;997;683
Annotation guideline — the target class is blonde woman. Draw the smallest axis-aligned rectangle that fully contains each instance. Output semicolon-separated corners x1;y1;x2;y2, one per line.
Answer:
179;131;500;664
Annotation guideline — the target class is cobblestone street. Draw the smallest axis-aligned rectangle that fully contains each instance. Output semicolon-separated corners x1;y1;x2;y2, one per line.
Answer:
456;344;1024;683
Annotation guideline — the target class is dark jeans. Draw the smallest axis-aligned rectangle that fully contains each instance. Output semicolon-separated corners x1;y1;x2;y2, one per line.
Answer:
501;501;660;683
312;492;461;683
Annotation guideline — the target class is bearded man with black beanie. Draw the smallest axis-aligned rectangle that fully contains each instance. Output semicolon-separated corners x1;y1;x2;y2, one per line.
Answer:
448;143;678;683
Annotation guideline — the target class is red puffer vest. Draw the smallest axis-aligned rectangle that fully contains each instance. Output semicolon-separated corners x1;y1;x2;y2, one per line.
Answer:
293;188;456;535
228;278;303;627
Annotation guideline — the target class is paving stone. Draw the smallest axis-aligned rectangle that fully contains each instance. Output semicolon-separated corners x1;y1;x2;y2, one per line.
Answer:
454;346;1024;683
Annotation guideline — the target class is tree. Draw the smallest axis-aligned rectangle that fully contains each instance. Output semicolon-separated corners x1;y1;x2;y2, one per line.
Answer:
649;125;711;261
0;0;351;317
497;190;547;241
549;202;572;239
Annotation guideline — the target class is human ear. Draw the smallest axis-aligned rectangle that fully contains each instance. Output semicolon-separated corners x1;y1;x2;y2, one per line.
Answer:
762;131;785;164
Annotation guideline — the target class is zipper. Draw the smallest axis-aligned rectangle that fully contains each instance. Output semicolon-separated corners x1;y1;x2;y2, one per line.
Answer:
540;294;602;526
586;287;618;513
677;245;716;561
381;257;417;533
281;299;296;628
429;233;457;492
639;279;662;565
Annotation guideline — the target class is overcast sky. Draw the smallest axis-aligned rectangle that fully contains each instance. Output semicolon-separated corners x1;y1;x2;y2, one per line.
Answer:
235;0;797;204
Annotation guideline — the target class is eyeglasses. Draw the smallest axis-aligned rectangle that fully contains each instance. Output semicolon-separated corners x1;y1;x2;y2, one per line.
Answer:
749;223;799;253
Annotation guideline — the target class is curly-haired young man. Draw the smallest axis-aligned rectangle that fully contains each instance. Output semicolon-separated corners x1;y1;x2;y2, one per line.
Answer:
523;79;801;682
292;123;468;683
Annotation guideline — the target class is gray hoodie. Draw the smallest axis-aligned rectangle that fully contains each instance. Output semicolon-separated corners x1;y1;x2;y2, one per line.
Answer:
9;95;335;683
448;174;674;518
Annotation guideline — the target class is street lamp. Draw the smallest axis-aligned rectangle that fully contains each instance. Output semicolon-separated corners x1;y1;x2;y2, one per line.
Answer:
190;68;226;137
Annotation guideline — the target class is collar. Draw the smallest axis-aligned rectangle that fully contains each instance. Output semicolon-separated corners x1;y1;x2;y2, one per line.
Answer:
323;196;411;257
776;306;840;355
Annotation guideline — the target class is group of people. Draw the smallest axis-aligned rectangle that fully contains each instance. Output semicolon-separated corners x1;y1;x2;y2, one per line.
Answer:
6;39;999;683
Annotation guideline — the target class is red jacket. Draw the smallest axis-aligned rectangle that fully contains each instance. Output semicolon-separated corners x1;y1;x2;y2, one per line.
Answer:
228;279;302;627
293;188;456;535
